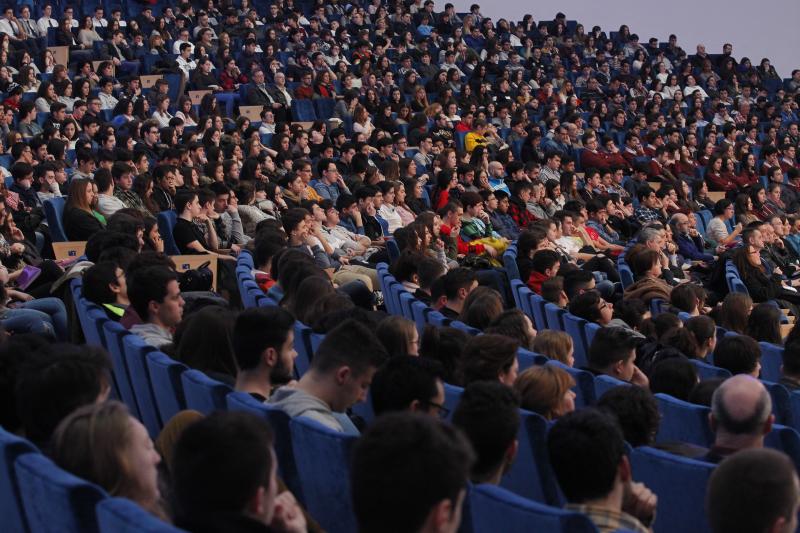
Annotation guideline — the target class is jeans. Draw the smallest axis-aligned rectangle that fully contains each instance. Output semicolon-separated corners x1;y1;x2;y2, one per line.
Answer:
1;297;68;341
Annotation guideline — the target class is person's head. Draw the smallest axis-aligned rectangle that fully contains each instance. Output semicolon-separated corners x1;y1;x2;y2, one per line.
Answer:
714;335;762;377
352;413;474;533
436;268;478;312
127;266;183;329
588;327;639;380
514;365;576;420
531;330;574;367
233;307;297;385
307;319;389;411
568;290;613;326
719;293;753;334
82;261;128;306
547;408;628;504
629;248;662;279
375;316;419;358
52;401;161;512
685;315;717;358
172;412;280;526
458;287;503;330
484;309;537;351
650;357;699;401
746;303;783;345
15;344;112;447
562;269;595;300
710;374;773;446
371;356;446;417
459;334;519;387
531;249;560;280
707;448;800;533
596;385;660;447
452;381;520;484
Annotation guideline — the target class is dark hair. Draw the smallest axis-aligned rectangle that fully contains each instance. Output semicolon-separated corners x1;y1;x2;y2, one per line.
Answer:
588;327;638;373
568;290;604;324
531;249;560;274
417;256;446;290
547;409;626;503
485;309;535;350
562;269;594;300
174;189;198;214
458;287;503;330
689;378;724;407
597;386;660;447
459;334;519;386
172;412;274;521
15;344;111;446
718;293;753;335
232;306;295;378
650;357;698;401
351;413;474;533
375;316;417;358
82;262;124;305
685;316;716;352
714;335;761;375
746;303;782;345
127;266;179;320
707;449;800;533
452;381;520;483
612;298;647;330
782;339;800;377
439;268;478;301
419;325;470;383
371;356;444;416
172;306;238;378
312;319;388;376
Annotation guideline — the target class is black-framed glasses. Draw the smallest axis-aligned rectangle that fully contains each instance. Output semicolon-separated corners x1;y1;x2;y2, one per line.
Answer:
424;400;450;419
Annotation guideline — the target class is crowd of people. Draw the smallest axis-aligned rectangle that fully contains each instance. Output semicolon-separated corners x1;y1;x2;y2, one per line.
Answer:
0;0;799;531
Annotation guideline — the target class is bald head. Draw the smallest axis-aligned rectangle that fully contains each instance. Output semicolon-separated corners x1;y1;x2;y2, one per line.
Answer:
711;375;772;437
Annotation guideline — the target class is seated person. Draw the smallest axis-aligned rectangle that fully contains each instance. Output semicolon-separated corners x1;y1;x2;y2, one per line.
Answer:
128;266;184;348
82;260;130;320
527;249;560;293
52;401;164;518
233;307;297;402
63;176;106;241
548;409;657;532
623;248;673;305
452;381;520;485
568;290;614;326
370;356;446;417
707;449;800;533
268;319;388;433
352;412;474;533
431;267;478;320
587;326;649;387
513;365;576;420
172;411;306;533
458;334;519;387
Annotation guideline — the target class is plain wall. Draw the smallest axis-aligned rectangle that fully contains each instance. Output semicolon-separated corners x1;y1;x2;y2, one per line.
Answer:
450;0;799;79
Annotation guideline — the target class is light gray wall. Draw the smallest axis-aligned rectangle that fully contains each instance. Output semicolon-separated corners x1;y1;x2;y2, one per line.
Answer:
450;0;799;79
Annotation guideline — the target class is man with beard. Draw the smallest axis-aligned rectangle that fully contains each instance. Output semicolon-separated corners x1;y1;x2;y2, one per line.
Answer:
233;307;298;402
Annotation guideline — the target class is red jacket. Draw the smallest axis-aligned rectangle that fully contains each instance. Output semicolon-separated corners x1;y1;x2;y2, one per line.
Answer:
527;270;550;294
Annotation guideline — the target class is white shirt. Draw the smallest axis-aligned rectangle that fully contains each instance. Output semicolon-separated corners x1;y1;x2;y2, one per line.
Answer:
37;16;58;35
172;39;194;55
0;18;19;38
92;17;108;28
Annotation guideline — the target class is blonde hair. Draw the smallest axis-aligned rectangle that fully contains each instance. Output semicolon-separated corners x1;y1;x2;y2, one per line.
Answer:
513;366;576;420
532;330;573;364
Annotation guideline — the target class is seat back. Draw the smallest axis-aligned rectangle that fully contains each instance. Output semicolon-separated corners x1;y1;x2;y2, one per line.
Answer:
293;322;314;377
502;246;520;281
101;320;141;420
96;498;185;533
593;374;629;399
689;359;731;380
562;313;589;368
759;342;784;383
655;393;714;447
500;410;563;506
226;392;303;500
427;309;451;327
0;427;37;533
43;197;68;242
766;424;800;472
411;300;431;334
157;211;181;255
180;370;232;415
517;348;548;371
443;383;464;421
510;279;525;309
145;351;188;424
468;484;596;533
15;453;107;533
630;446;714;533
544;303;565;331
121;334;162;437
289;417;358;533
528;292;548;331
762;380;792;426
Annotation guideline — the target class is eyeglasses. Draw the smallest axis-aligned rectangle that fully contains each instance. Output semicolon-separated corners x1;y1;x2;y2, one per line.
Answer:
424;400;450;419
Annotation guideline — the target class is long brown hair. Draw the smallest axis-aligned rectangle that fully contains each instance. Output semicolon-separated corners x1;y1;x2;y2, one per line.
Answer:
65;178;94;213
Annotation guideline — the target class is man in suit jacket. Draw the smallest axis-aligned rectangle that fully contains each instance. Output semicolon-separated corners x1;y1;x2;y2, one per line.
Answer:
101;29;140;77
245;68;273;107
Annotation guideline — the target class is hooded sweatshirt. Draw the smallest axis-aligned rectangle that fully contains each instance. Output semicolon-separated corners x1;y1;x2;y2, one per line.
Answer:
268;386;343;432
